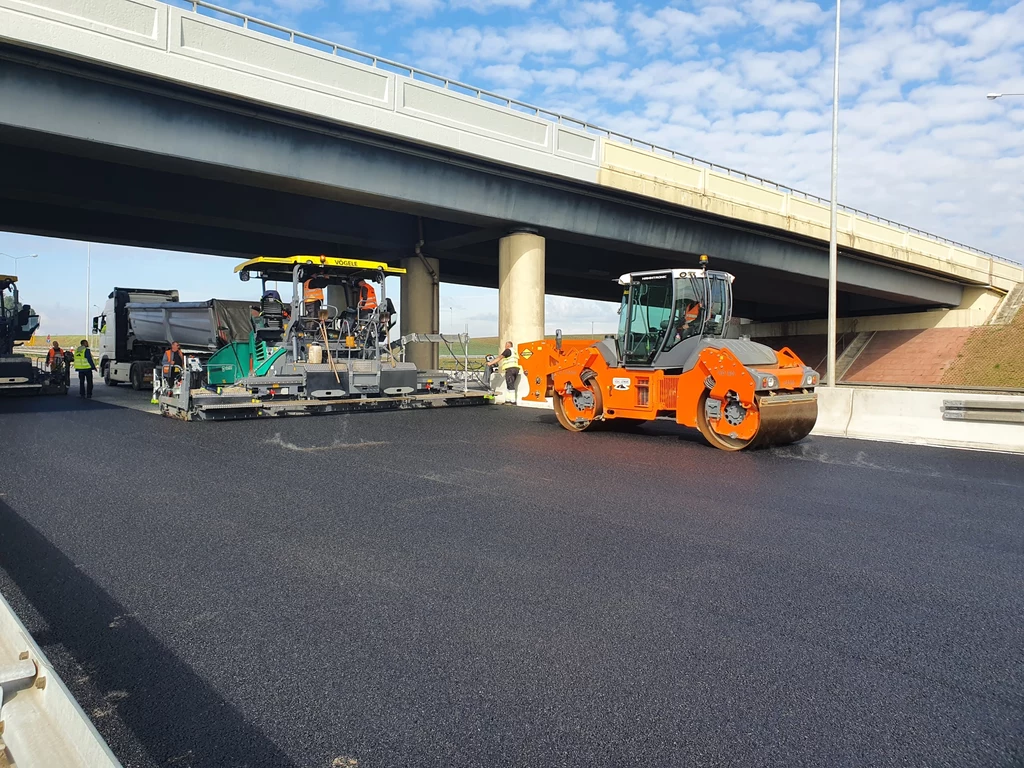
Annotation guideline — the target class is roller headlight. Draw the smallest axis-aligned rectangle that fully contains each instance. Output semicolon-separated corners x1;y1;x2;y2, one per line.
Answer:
758;374;778;390
804;372;819;387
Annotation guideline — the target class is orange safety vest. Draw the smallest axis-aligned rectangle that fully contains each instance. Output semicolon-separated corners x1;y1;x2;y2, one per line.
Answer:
684;303;701;324
304;279;324;303
358;281;377;310
162;349;183;375
47;347;62;366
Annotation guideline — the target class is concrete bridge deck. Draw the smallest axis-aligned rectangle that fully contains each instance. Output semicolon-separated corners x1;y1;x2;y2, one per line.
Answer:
1;0;1021;362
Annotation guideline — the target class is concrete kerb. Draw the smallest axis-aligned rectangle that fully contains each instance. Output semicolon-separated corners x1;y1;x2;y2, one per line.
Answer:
511;386;1024;454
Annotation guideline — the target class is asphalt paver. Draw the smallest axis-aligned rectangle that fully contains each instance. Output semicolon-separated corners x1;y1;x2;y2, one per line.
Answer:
0;392;1022;767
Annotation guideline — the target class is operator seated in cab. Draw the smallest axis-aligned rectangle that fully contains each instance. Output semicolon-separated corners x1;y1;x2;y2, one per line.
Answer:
673;298;703;343
303;278;325;318
357;279;377;313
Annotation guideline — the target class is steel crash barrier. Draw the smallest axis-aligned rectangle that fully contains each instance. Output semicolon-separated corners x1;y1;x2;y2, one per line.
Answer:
0;591;122;768
942;399;1024;424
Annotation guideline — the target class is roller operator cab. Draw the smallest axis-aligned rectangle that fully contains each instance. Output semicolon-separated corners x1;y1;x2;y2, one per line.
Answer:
518;259;820;451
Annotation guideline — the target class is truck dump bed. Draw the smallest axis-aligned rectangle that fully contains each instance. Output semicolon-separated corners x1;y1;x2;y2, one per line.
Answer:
126;300;255;349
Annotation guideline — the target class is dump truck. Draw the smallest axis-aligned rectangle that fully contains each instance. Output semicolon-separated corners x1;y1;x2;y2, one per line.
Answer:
0;274;66;396
94;288;254;389
156;255;487;420
518;258;819;451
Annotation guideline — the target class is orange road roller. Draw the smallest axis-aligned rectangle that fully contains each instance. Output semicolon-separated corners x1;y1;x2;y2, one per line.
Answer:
518;260;819;451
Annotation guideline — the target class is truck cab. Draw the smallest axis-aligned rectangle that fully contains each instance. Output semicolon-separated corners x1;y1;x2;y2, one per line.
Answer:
95;288;179;388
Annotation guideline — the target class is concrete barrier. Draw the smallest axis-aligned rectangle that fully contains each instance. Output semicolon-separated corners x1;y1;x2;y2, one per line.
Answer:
813;386;1024;453
0;591;122;767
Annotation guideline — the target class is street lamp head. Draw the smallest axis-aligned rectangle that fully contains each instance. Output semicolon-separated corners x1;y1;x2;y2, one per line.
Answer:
988;93;1002;100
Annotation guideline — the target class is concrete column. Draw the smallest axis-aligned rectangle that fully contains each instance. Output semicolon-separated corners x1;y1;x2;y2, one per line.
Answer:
498;231;545;401
400;255;439;370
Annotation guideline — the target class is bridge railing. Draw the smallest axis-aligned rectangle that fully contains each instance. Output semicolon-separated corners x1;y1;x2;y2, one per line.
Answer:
168;0;1013;265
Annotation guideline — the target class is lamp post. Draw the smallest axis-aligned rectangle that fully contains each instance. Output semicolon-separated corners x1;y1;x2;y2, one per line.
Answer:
1;252;38;276
85;243;91;338
987;93;1024;100
448;306;454;333
826;0;841;388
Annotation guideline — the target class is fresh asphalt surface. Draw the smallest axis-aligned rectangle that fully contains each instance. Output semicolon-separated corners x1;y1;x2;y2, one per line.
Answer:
0;388;1022;768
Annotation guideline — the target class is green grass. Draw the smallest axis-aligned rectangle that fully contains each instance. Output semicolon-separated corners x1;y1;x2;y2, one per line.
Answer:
23;334;90;348
464;334;602;356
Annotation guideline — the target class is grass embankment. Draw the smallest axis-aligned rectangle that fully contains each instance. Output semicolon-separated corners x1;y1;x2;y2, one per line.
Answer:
942;310;1024;388
23;334;88;348
439;334;601;365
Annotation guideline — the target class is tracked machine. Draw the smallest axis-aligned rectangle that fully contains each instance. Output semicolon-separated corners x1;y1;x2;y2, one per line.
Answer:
518;257;819;451
157;255;486;420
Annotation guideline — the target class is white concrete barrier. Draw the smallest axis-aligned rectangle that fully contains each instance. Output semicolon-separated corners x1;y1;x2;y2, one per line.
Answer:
0;591;122;767
813;386;1024;453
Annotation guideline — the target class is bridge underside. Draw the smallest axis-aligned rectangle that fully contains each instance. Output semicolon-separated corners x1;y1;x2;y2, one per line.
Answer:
0;48;962;321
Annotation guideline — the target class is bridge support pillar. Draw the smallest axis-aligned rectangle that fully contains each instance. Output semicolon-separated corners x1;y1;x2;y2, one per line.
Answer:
498;231;545;400
400;255;439;370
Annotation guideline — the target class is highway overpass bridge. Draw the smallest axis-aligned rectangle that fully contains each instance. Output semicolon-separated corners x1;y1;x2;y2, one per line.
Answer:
1;0;1021;366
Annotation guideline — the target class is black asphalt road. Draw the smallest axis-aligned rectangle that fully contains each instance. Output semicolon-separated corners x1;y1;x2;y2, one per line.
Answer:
1;393;1022;768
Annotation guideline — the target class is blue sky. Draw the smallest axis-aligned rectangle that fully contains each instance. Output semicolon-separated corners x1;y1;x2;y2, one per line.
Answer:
4;0;1024;335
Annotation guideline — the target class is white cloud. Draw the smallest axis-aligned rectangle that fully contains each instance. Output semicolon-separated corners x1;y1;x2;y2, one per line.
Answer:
629;5;745;53
345;0;442;19
562;0;618;26
450;0;533;13
741;0;825;40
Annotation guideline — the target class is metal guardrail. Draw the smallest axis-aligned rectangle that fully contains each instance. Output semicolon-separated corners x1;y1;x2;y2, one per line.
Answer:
165;0;1014;264
0;591;123;767
942;399;1024;424
844;381;1024;395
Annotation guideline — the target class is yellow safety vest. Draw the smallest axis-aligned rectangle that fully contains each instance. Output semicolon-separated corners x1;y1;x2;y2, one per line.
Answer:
499;349;518;371
73;347;91;370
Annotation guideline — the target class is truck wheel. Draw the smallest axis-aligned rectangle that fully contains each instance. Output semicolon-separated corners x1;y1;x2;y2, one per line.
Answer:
130;364;144;391
103;363;118;386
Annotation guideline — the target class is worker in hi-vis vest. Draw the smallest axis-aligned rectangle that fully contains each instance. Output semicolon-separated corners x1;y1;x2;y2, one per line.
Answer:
162;341;184;386
73;339;96;399
303;279;324;318
676;299;702;342
498;340;520;403
357;280;377;312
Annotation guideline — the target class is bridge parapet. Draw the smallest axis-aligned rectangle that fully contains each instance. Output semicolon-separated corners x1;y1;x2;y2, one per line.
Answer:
1;0;1019;291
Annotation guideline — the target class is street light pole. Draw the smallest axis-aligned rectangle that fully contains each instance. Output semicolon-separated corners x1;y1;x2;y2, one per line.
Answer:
1;252;39;277
86;243;91;338
987;93;1024;100
826;0;841;388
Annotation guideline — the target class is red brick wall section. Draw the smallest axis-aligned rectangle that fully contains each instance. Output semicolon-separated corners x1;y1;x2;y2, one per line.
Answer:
749;335;849;374
844;329;972;385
